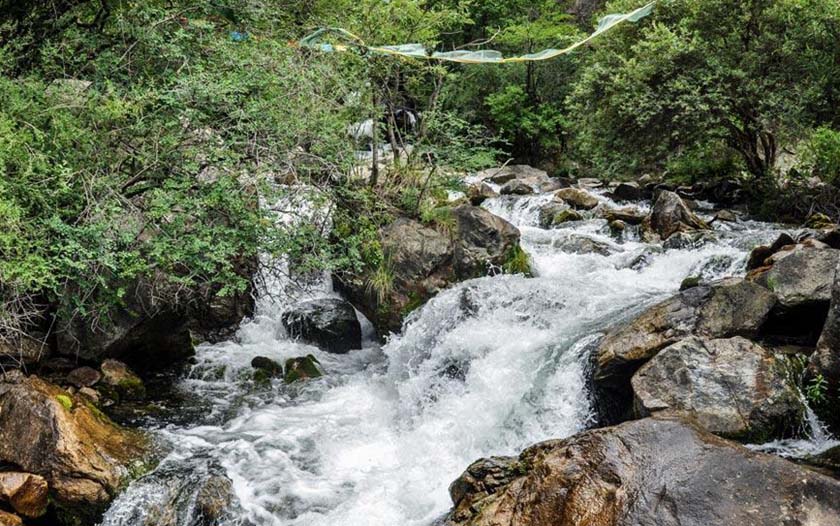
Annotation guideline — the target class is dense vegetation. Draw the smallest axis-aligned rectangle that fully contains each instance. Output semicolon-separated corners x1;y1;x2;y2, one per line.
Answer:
1;0;840;348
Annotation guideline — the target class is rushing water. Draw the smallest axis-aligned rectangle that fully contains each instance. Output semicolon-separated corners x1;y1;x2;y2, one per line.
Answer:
101;184;827;526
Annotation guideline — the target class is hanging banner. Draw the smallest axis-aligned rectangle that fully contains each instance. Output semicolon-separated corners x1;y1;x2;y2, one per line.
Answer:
299;2;655;64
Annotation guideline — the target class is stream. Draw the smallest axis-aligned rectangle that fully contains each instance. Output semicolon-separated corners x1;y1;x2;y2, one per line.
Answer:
100;184;836;526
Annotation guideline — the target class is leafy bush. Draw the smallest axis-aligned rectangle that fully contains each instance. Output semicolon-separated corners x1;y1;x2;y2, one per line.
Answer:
801;127;840;185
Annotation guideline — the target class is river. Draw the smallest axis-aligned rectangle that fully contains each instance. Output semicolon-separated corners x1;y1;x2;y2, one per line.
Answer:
100;183;828;525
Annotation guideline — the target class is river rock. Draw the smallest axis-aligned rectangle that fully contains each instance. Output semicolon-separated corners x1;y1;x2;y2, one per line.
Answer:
499;179;533;196
337;207;523;333
603;207;645;225
0;511;22;526
477;165;554;189
594;278;776;418
538;203;582;227
554;188;599;210
611;181;642;201
645;190;709;240
447;414;840;526
752;247;839;309
451;205;521;278
284;355;324;383
632;336;803;440
251;356;283;379
66;366;101;388
281;298;362;354
747;232;796;270
811;261;840;387
466;183;498;206
0;472;48;518
0;372;147;519
712;209;738;223
100;359;146;400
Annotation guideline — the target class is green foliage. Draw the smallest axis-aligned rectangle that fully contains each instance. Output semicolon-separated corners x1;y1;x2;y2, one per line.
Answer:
502;245;532;276
801;127;840;185
569;0;840;180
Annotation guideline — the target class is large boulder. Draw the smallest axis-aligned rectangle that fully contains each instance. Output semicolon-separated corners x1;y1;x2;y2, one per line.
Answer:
337;206;522;333
476;165;560;192
594;278;776;420
554;188;599;210
632;336;803;440
611;181;643;201
645;190;709;240
752;247;839;309
447;414;840;526
595;278;776;386
281;298;362;354
466;183;498;206
0;372;148;522
811;259;840;387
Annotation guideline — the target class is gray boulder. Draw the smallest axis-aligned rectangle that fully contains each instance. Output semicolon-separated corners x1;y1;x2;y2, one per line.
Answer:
451;205;521;279
632;336;803;440
645;190;709;240
811;257;840;386
466;183;498;206
753;247;840;308
448;414;840;526
595;278;777;386
281;298;362;354
611;181;643;201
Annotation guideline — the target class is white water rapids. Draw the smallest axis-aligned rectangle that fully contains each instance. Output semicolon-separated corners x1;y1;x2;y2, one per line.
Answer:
101;187;829;526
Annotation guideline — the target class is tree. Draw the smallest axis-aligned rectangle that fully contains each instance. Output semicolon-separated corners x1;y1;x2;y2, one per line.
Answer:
568;0;840;180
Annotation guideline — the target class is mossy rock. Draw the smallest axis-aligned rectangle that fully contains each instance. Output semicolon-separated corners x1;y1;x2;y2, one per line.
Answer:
284;355;324;383
503;245;533;277
680;276;701;290
550;209;583;225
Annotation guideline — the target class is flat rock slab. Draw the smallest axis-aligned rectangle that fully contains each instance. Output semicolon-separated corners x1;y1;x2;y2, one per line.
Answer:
448;414;840;526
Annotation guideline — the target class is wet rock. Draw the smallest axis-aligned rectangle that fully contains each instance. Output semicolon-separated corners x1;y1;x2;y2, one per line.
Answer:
0;472;48;518
680;276;701;290
100;359;146;400
466;183;498;206
805;445;840;477
747;232;796;270
0;511;22;526
499;179;532;196
603;207;645;225
448;456;522;514
662;230;712;250
538;203;582;228
575;177;603;188
102;457;233;526
451;205;521;279
477;165;556;191
558;235;614;256
250;356;283;378
281;298;362;354
336;207;522;334
447;414;840;526
753;248;840;308
608;219;626;235
712;209;738;223
594;278;776;418
645;190;710;240
78;386;100;403
632;336;803;440
611;181;642;201
811;265;840;387
284;355;324;383
554;188;599;210
0;372;147;519
66;367;101;388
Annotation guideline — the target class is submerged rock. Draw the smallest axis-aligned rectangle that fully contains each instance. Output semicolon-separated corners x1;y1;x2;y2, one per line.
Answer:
281;298;362;354
0;372;148;521
645;190;709;240
554;188;599;210
284;355;324;383
0;472;48;518
632;336;803;440
447;414;840;526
